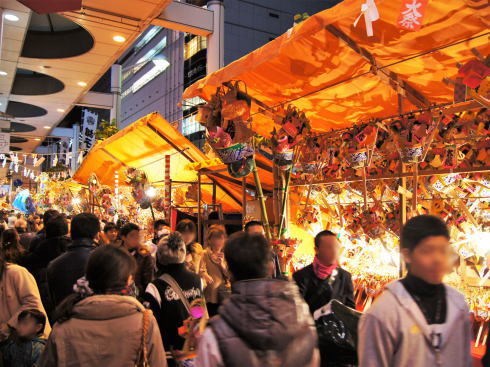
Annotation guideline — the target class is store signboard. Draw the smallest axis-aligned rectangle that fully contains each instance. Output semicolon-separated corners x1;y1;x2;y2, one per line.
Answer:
0;133;10;154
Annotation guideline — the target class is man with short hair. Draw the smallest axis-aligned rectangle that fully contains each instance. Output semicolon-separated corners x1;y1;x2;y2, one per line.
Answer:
244;220;283;279
103;222;120;246
28;209;60;252
294;230;355;367
47;213;100;308
195;231;319;367
358;215;472;367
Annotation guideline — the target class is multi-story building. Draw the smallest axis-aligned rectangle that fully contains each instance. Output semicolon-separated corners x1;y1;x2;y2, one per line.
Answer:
119;0;341;146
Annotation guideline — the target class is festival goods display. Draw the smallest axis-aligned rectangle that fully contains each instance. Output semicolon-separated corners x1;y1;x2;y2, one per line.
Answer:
196;82;256;178
126;167;151;209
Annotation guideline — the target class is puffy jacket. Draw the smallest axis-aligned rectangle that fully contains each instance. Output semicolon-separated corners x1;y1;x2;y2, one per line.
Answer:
196;279;319;367
38;295;167;367
47;238;97;308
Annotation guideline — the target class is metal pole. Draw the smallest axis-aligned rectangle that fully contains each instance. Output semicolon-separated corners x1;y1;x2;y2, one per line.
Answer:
71;123;80;176
242;177;247;229
110;64;122;128
197;171;202;244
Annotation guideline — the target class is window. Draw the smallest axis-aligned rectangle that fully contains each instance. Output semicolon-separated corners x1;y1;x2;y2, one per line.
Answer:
122;37;167;81
133;26;163;52
181;113;205;136
184;36;207;60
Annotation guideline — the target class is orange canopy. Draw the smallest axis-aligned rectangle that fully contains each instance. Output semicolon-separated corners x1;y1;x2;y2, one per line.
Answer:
73;113;242;212
183;0;489;136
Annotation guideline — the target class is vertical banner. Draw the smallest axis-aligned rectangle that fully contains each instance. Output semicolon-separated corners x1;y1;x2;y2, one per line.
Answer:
164;155;171;219
80;109;99;151
0;132;10;154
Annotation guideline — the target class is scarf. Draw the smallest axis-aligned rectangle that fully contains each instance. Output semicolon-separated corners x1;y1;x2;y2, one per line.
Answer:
312;256;337;280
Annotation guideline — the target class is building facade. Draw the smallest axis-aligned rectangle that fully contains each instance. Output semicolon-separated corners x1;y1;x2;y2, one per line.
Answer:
120;0;340;144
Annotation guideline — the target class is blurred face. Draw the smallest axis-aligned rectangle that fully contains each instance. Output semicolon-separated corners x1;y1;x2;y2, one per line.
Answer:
246;225;265;236
402;235;451;284
17;316;43;339
155;225;170;238
122;229;141;250
209;234;225;252
181;230;196;245
315;235;339;266
106;229;118;242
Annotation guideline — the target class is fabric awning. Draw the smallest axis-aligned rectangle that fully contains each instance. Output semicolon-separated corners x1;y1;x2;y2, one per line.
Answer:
73;113;242;211
183;0;489;137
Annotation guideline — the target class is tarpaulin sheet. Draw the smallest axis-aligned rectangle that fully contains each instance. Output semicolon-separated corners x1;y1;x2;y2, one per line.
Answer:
73;113;242;211
183;0;489;137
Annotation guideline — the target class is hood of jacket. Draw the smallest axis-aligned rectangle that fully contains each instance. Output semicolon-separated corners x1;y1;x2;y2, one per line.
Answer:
218;279;314;351
72;295;144;321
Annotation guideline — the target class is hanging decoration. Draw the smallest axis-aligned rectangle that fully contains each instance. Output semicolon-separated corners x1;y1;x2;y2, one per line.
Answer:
125;167;151;209
396;0;429;31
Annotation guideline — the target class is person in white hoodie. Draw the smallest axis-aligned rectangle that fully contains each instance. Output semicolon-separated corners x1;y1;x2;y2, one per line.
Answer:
358;215;472;367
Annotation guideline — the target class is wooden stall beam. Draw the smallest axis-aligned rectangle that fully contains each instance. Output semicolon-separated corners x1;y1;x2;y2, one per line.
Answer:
326;25;430;108
291;166;490;187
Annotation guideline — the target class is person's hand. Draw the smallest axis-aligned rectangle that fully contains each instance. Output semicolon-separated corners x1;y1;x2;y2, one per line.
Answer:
0;323;11;342
204;274;214;285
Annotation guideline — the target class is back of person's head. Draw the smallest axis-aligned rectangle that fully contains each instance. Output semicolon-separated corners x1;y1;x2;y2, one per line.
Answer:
206;225;226;242
314;230;337;248
71;213;100;240
55;246;136;323
86;245;137;293
224;231;270;282
103;222;118;234
153;219;169;230
16;213;22;219
156;231;186;266
43;209;60;227
120;223;140;237
401;215;449;251
175;219;196;234
18;309;46;336
1;228;22;263
45;215;69;239
244;220;264;232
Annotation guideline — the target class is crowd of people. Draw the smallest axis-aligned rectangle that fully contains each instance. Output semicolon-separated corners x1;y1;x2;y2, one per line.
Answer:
0;209;488;367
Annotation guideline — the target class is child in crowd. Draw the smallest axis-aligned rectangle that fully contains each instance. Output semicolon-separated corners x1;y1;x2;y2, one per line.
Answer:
1;309;47;367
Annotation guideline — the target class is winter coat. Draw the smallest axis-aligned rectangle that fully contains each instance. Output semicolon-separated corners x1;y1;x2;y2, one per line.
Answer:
28;230;45;253
38;295;167;367
1;336;46;367
358;280;472;367
200;249;229;304
293;264;356;313
195;279;319;367
144;263;203;355
133;250;155;297
0;264;51;338
22;236;71;319
47;238;97;309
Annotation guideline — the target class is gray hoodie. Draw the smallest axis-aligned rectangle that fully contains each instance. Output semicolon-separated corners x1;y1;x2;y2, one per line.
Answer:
358;280;472;367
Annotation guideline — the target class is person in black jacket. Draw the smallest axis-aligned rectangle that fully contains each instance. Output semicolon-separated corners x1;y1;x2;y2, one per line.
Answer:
28;210;59;252
21;215;71;320
47;213;100;309
293;230;355;367
144;231;203;367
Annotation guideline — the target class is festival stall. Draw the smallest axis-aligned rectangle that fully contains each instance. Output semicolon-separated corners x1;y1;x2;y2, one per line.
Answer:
183;0;489;351
72;112;241;230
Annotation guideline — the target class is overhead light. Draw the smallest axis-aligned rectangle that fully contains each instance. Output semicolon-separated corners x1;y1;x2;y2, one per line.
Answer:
43;126;50;129
4;14;19;22
146;187;157;198
56;108;65;113
113;35;126;43
34;138;41;141
77;81;87;87
0;71;7;76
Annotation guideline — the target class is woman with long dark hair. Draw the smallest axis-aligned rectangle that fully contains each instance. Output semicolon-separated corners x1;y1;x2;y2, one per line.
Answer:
1;228;24;264
0;239;51;342
39;245;166;367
